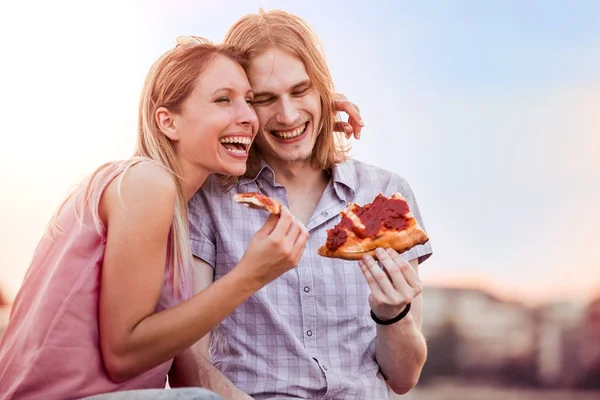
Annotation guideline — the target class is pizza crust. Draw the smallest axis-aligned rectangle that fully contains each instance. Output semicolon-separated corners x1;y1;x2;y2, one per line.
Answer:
317;223;429;260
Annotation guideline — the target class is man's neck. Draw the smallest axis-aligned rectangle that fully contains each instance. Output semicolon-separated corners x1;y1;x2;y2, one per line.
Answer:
262;155;331;224
265;156;328;193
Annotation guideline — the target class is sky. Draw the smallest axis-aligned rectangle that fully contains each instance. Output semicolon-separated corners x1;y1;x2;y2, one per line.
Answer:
0;0;598;305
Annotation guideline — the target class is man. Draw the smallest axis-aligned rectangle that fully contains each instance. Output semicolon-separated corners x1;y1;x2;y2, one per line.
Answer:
170;9;433;400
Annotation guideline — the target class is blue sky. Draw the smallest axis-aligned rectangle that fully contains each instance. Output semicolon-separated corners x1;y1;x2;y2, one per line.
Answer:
1;0;598;303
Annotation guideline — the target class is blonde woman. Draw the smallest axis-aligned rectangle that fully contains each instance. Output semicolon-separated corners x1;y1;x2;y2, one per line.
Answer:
0;37;308;400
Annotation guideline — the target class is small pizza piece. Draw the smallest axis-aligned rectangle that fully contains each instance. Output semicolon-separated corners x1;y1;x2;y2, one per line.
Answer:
233;192;281;215
317;193;429;260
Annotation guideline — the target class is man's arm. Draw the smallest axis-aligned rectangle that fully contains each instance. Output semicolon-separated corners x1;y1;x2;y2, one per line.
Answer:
358;249;427;395
375;259;427;394
168;257;252;400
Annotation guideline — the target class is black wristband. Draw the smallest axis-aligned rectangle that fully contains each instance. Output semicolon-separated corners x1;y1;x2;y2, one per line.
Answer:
370;303;411;325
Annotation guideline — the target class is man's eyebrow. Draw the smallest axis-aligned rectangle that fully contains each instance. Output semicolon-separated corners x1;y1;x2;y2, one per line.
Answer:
253;80;312;98
290;80;311;90
253;89;276;98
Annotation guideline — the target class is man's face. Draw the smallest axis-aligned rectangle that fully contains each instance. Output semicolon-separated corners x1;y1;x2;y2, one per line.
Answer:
247;47;322;165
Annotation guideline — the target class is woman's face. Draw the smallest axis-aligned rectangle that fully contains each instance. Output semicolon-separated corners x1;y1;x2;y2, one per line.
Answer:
172;55;258;177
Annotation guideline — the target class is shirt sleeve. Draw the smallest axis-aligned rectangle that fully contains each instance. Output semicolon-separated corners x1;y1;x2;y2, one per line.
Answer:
188;191;217;269
388;176;434;265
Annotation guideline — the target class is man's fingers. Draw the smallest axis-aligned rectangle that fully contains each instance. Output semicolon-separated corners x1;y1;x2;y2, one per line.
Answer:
386;248;422;291
375;248;413;297
333;92;364;140
362;254;396;298
348;116;362;139
334;121;353;134
358;260;386;300
334;100;364;127
333;120;362;140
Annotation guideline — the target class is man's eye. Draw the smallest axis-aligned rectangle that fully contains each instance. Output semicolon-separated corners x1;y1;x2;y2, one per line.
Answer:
253;98;272;105
292;88;309;96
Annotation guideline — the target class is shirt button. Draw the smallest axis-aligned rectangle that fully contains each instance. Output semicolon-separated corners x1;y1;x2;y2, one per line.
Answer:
304;286;310;293
322;365;328;371
306;330;313;337
321;211;329;217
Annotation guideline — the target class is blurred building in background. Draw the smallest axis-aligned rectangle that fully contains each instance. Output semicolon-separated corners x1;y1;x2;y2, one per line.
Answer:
420;286;600;392
1;282;598;398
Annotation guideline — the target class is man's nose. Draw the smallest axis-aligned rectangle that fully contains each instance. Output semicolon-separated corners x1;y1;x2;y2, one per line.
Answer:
276;97;300;125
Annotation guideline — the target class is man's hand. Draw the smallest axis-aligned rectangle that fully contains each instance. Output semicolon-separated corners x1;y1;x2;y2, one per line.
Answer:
333;93;364;139
358;248;423;320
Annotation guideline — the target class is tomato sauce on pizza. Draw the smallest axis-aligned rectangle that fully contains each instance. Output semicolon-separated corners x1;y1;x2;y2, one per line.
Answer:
318;193;429;260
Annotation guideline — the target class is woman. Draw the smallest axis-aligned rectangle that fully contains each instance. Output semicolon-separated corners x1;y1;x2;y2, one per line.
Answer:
0;36;309;400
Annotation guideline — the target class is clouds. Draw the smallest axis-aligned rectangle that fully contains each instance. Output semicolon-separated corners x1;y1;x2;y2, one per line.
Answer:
313;1;600;303
355;78;600;304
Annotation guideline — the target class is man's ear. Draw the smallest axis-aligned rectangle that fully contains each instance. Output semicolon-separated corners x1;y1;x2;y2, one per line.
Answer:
156;106;180;141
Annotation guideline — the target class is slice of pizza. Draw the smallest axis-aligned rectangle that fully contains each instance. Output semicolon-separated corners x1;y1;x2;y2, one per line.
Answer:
233;192;282;215
317;193;429;260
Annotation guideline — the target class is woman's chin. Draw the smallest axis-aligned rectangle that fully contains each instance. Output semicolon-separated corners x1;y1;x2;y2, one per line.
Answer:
219;163;247;177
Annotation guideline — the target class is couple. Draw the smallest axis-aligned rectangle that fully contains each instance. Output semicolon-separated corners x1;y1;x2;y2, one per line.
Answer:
0;9;433;400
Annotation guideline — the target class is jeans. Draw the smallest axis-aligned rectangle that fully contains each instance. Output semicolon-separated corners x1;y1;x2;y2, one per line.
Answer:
80;388;223;400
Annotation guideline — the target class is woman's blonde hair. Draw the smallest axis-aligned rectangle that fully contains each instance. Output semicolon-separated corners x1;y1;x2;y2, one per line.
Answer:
224;9;349;180
50;37;246;296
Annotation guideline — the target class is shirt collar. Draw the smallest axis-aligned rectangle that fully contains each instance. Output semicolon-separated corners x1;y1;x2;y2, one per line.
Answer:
330;160;356;202
239;158;357;201
238;158;276;187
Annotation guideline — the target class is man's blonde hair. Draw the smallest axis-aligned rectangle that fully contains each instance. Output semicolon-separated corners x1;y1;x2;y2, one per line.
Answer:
224;9;349;178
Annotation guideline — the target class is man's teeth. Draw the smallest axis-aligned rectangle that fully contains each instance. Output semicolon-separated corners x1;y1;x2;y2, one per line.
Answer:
272;124;306;139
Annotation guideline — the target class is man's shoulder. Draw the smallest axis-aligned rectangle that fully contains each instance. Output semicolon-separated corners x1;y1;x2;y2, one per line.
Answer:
189;175;236;216
346;158;396;176
342;158;411;191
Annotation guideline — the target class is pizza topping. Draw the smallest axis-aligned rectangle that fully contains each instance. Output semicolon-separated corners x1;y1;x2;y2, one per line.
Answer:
236;192;276;207
326;214;354;251
357;194;411;236
325;194;412;251
233;192;282;215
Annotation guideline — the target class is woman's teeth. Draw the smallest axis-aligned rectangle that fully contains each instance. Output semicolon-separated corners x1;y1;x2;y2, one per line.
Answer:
219;136;251;155
272;123;306;139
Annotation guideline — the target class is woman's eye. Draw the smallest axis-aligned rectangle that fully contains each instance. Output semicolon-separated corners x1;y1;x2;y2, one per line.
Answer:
215;97;230;103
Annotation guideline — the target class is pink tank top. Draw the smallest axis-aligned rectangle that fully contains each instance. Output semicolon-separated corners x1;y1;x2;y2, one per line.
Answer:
0;158;191;399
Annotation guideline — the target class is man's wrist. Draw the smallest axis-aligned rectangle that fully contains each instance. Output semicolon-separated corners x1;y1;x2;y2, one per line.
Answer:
371;303;411;325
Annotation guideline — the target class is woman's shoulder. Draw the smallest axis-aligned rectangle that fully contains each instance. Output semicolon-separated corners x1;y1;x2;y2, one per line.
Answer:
100;158;177;221
120;158;176;192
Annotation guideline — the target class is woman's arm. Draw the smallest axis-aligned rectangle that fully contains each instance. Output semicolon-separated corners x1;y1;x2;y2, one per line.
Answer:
98;162;308;382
